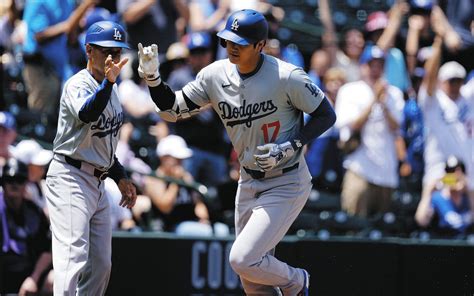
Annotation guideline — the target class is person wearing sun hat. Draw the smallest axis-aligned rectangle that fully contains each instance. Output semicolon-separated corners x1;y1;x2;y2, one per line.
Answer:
139;135;214;235
12;139;53;213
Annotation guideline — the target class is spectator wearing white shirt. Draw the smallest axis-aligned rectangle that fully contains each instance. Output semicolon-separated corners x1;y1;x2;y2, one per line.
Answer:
335;46;404;217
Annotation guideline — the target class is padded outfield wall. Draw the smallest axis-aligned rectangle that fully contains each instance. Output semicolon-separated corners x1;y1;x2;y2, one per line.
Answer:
106;233;474;296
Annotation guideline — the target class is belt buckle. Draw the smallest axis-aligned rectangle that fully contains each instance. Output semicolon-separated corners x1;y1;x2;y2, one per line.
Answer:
96;170;108;180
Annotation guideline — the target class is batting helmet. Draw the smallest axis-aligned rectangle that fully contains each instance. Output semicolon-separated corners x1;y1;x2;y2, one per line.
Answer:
217;9;268;46
85;20;129;49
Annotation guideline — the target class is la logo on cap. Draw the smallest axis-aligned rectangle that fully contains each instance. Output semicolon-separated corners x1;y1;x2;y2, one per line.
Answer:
113;28;122;41
231;18;239;31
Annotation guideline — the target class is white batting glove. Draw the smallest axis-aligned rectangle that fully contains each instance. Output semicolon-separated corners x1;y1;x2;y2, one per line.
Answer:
137;43;161;87
254;141;295;171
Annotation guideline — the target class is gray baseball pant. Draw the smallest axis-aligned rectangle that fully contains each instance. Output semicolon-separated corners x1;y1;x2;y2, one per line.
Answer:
229;161;312;295
45;159;111;296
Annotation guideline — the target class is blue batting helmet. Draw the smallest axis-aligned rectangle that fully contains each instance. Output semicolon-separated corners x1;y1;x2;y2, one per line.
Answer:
217;9;268;46
85;21;129;48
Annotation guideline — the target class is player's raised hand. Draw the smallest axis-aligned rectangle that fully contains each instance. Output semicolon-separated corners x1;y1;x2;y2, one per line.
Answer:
254;141;295;171
105;54;128;83
118;178;137;209
137;43;161;86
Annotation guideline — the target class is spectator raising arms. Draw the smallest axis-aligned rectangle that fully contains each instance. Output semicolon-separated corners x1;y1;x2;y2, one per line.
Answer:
415;33;474;227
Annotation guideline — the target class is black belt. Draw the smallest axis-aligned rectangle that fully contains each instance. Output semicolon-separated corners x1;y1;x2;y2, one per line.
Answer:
243;163;299;180
64;155;108;180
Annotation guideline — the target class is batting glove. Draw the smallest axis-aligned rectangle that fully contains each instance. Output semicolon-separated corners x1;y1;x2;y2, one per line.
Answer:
254;141;295;171
138;43;161;87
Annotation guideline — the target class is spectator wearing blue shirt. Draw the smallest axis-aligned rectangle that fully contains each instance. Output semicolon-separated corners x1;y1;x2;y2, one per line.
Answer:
430;156;472;236
363;7;411;92
305;68;345;192
398;68;425;192
22;0;95;117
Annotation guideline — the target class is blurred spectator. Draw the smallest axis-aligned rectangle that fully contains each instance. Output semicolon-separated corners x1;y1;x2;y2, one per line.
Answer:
118;58;160;118
117;0;189;53
141;135;213;236
307;49;331;89
433;0;474;70
416;156;472;237
263;38;305;69
160;40;189;80
260;3;305;68
12;139;53;215
415;35;474;226
405;0;435;74
188;0;230;33
0;158;53;295
22;0;96;117
335;46;405;217
318;0;365;83
168;32;213;90
305;67;345;192
0;111;17;168
115;122;155;175
168;32;230;187
397;75;425;193
363;4;411;92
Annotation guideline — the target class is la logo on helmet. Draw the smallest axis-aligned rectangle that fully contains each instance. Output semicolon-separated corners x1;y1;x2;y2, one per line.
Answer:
113;28;122;41
231;18;239;31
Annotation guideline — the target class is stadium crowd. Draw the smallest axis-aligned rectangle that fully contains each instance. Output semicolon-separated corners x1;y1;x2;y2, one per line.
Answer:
0;0;473;293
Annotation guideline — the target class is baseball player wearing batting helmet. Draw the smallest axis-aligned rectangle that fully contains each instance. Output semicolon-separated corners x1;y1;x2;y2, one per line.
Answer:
45;20;137;295
138;9;336;295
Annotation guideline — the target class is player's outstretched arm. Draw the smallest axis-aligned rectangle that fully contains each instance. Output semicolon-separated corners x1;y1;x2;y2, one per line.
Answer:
137;43;200;122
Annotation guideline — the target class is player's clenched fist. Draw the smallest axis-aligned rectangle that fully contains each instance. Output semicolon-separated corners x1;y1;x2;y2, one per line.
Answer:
254;141;295;171
137;43;161;87
105;55;128;83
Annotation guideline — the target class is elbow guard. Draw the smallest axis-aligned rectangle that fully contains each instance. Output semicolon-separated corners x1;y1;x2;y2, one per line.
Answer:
156;91;200;122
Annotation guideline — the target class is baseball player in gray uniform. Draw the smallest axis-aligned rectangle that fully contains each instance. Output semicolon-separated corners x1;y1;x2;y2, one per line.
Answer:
138;9;336;295
45;21;137;295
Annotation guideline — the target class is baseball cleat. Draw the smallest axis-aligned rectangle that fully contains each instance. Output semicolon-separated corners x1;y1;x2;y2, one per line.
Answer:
297;269;310;296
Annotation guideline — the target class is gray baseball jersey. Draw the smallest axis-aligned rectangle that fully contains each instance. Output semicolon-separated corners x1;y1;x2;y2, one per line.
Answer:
183;54;324;171
53;69;124;169
182;54;322;294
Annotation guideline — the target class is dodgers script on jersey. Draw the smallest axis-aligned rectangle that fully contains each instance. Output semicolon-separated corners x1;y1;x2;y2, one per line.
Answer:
182;55;324;171
53;69;124;169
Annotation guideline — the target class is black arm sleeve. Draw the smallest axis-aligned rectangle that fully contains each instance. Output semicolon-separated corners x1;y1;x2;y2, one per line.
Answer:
108;155;128;184
290;97;337;150
148;82;200;111
78;79;114;123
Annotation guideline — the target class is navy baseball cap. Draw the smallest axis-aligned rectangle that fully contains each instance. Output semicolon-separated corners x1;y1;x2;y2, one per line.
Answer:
85;21;129;49
0;111;16;130
360;45;386;64
217;9;268;46
186;32;212;51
